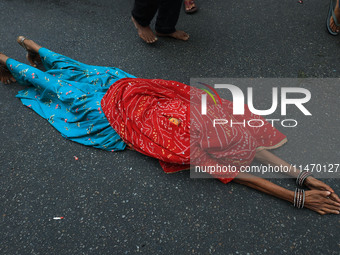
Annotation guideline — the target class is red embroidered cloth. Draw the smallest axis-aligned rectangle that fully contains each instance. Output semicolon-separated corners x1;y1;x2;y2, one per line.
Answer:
101;78;287;184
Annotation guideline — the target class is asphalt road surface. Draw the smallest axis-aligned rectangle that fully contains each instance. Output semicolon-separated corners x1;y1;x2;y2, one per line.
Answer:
1;0;339;254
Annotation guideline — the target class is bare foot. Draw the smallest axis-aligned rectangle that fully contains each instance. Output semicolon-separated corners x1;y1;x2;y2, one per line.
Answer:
156;30;190;41
304;190;340;215
0;53;16;85
17;36;42;67
131;17;158;44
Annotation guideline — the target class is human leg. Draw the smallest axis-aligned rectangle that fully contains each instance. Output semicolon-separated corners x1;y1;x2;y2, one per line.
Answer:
17;36;97;76
155;0;189;41
2;56;126;151
132;0;158;27
17;37;134;90
131;0;158;43
0;53;16;84
17;36;89;74
16;36;42;67
39;47;134;90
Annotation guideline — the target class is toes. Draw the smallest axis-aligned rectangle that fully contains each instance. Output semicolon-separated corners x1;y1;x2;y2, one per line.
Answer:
141;35;156;44
17;35;25;42
146;35;157;43
185;5;195;12
136;25;157;44
182;32;190;40
0;70;16;84
331;23;340;33
2;77;9;84
140;33;157;44
177;31;189;40
16;36;25;45
330;18;340;33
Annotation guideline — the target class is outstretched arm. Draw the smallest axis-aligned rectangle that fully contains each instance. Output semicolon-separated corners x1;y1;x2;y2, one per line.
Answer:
233;172;340;215
254;149;340;203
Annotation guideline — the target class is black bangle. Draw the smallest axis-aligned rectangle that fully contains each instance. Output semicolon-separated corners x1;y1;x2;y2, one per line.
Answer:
296;170;313;187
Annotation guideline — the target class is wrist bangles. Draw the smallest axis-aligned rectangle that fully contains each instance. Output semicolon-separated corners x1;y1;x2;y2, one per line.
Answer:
294;188;305;208
296;170;313;187
293;170;312;209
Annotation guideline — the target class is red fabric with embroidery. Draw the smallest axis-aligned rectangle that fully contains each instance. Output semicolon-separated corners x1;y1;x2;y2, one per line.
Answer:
101;78;287;184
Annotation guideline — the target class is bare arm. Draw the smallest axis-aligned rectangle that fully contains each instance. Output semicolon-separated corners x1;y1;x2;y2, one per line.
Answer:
233;172;294;202
255;149;299;178
233;172;340;215
254;149;340;203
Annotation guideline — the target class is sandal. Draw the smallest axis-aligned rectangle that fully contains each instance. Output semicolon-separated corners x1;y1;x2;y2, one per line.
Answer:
17;36;42;66
184;0;198;14
326;0;340;36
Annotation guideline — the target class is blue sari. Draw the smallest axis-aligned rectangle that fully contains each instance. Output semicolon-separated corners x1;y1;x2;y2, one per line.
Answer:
6;48;135;151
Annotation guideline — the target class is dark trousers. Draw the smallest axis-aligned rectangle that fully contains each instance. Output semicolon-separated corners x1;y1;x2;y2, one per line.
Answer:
132;0;183;34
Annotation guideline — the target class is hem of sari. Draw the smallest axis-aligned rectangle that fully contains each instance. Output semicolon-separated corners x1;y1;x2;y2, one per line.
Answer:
161;137;288;183
256;137;288;152
164;167;190;174
162;166;236;185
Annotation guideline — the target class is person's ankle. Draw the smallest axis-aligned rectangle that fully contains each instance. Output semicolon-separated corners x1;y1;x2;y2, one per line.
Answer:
0;53;9;65
24;40;34;52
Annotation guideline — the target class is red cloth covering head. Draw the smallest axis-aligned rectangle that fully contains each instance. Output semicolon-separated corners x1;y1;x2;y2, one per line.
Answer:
101;78;287;184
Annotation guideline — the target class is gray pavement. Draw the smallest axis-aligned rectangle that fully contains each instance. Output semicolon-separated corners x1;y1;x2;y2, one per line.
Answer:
1;0;340;254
